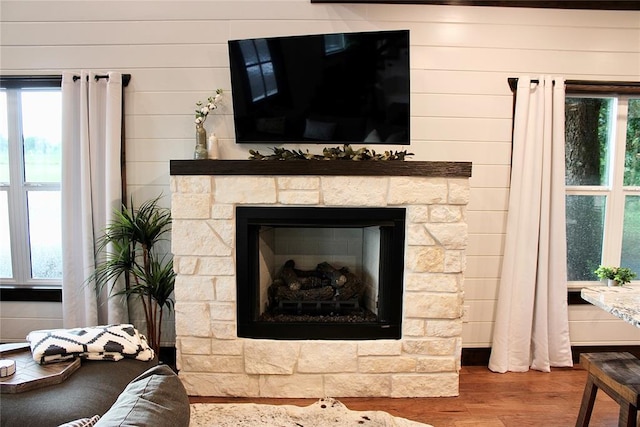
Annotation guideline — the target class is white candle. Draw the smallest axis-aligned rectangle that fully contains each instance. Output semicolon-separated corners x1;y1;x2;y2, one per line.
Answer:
207;134;219;159
0;359;16;377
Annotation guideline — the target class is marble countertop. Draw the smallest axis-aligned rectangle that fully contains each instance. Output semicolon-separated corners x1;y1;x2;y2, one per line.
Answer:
581;285;640;328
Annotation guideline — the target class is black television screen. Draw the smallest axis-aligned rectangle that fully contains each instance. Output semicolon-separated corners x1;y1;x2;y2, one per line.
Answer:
228;30;410;145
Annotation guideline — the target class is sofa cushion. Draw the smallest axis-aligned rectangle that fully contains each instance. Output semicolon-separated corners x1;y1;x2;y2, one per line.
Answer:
95;364;190;427
0;357;158;427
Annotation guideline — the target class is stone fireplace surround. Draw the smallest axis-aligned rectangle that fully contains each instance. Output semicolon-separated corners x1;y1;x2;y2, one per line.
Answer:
170;160;471;398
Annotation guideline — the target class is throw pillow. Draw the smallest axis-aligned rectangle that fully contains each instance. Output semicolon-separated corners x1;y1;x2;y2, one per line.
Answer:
27;324;154;364
95;364;190;427
57;415;100;427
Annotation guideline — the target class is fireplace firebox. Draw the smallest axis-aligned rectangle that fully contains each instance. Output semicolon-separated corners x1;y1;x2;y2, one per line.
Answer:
236;206;405;340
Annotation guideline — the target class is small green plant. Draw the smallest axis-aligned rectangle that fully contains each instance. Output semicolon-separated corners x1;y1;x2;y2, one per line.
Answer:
594;265;637;285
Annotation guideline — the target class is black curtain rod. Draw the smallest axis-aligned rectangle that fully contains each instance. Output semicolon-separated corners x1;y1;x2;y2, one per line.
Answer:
72;73;131;87
0;74;130;88
508;77;640;94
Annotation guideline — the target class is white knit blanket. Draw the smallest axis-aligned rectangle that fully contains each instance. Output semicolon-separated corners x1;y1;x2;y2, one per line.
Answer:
26;324;155;364
189;398;433;427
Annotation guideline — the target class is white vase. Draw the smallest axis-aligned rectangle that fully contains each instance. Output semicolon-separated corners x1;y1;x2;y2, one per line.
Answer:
607;279;620;287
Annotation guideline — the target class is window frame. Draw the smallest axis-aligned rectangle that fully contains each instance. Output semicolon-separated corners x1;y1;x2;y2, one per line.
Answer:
508;78;640;303
564;94;640;289
1;77;63;295
1;75;129;302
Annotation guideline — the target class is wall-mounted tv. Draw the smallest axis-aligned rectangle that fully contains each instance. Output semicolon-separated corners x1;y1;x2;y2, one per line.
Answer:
228;29;410;145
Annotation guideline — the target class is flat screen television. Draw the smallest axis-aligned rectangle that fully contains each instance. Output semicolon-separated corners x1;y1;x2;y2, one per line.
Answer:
228;29;410;145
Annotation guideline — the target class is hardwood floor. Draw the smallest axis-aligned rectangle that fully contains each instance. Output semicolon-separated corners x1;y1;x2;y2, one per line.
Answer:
189;365;623;426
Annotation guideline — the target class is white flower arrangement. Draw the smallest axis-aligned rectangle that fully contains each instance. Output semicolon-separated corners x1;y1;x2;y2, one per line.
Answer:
195;88;223;125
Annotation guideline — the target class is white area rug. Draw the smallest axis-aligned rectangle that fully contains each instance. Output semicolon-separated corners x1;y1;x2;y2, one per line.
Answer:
190;397;433;427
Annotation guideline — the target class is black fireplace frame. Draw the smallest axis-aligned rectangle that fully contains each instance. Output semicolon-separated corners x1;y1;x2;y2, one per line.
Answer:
236;206;406;340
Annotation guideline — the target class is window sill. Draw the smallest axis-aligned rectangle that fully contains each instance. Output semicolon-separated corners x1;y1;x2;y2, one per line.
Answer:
0;287;62;302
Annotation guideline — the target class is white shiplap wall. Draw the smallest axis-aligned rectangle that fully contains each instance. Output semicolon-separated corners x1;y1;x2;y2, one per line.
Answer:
1;0;639;347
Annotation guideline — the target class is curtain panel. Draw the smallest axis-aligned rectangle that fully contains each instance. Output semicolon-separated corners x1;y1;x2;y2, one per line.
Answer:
61;71;127;328
488;76;573;373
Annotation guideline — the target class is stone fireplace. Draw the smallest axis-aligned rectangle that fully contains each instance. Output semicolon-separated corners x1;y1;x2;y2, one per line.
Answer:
170;160;471;398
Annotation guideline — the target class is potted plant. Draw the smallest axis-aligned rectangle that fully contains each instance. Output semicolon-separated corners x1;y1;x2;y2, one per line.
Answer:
90;195;175;354
594;265;637;286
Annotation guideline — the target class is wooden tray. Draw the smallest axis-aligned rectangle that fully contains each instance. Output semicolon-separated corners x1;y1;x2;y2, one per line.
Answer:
0;343;81;394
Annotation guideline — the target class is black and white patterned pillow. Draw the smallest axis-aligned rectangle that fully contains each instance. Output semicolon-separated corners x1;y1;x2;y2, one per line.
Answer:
27;324;155;364
57;414;100;427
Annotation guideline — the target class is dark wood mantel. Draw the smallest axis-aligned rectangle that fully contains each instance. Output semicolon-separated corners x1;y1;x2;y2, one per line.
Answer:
170;160;472;178
309;1;640;10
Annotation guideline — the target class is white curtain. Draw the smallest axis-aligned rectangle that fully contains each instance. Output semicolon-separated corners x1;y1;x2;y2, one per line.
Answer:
488;76;573;373
61;71;128;328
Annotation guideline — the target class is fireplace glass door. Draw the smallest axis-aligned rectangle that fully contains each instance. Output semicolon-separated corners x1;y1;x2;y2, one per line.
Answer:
236;206;405;340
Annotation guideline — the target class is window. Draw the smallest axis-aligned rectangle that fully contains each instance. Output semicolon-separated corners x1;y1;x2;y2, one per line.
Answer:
238;39;278;102
0;78;62;289
565;94;640;286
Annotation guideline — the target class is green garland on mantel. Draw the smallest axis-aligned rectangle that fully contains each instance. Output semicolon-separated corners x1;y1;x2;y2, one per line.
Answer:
248;144;414;161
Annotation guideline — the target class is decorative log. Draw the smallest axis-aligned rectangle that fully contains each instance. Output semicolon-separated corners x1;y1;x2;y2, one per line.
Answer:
273;285;335;302
267;260;367;313
334;272;365;301
279;259;301;290
298;276;326;290
316;262;347;288
293;268;318;278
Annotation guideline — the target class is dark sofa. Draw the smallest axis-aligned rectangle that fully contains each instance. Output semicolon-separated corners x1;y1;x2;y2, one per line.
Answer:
1;358;190;427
